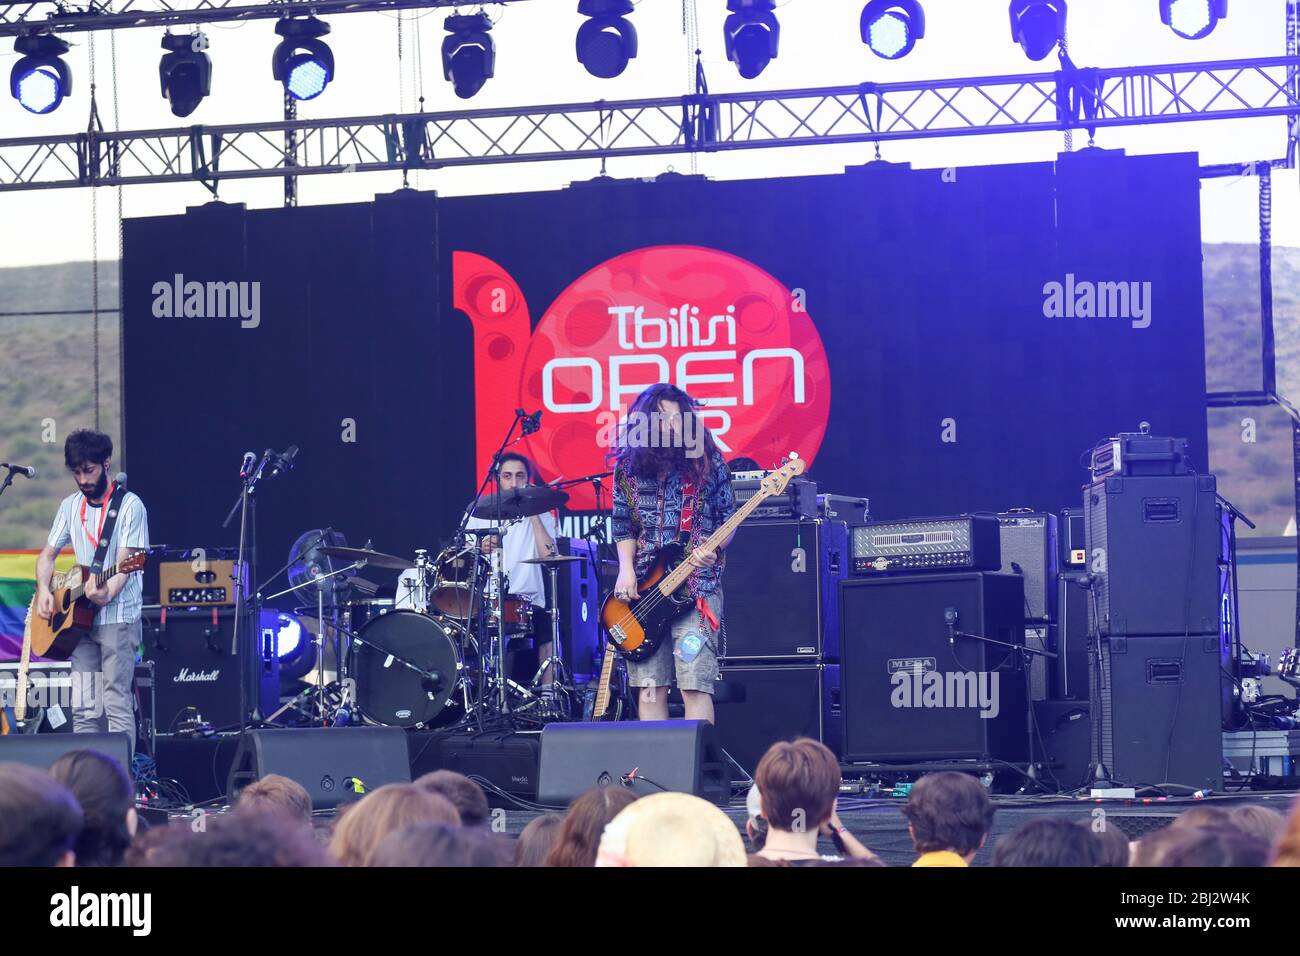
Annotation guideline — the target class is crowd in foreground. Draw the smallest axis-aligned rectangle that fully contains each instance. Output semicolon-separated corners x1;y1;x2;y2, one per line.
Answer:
2;737;1298;867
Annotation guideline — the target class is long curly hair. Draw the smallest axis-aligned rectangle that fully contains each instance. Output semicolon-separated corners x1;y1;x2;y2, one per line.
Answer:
608;383;719;485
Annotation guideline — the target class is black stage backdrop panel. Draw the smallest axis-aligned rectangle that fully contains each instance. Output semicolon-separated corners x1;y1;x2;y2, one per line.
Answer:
123;153;1206;586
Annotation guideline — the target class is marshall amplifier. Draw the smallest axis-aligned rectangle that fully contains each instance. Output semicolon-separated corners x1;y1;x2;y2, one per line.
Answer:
997;511;1058;622
720;518;848;661
852;515;1001;575
142;606;279;733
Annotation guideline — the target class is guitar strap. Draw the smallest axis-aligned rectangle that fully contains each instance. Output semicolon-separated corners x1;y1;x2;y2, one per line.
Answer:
89;483;130;578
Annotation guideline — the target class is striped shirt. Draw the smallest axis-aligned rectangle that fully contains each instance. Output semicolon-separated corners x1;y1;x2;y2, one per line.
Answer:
46;489;149;626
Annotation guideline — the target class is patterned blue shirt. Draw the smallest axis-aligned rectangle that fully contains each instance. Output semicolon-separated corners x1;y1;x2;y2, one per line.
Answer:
611;450;736;596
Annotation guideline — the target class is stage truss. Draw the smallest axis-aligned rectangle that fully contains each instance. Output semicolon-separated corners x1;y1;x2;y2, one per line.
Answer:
0;54;1298;192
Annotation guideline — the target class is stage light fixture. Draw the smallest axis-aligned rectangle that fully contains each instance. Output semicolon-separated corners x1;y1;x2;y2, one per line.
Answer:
443;12;495;99
1161;0;1228;40
263;610;317;686
272;16;334;101
10;33;72;115
1009;0;1067;61
724;0;780;80
861;1;925;60
576;0;638;78
159;31;212;118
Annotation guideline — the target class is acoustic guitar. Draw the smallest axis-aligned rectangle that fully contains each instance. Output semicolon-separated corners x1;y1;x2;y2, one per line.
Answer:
599;456;806;663
27;551;148;660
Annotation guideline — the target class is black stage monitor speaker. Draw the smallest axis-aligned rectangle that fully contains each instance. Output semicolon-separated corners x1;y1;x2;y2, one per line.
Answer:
720;518;847;660
1033;700;1092;792
840;573;1029;763
142;606;279;733
537;720;728;806
997;512;1058;621
423;730;542;807
1084;475;1220;637
0;731;132;771
226;726;411;809
715;663;840;776
1089;635;1223;792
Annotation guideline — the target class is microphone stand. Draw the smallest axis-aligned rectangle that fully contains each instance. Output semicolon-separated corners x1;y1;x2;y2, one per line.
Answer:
0;465;26;502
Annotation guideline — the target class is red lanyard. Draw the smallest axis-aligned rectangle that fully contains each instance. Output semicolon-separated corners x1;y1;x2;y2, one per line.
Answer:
80;481;115;549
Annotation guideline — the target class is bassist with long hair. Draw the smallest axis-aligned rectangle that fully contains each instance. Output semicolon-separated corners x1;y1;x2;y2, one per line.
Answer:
609;384;736;724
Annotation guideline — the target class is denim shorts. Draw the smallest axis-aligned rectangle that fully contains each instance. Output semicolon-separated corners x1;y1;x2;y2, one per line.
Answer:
625;591;722;694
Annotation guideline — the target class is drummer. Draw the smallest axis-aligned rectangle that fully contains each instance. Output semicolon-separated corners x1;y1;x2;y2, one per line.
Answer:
464;452;560;689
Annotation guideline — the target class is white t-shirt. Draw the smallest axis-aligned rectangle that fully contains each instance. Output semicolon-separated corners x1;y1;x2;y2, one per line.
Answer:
47;489;150;626
463;510;558;608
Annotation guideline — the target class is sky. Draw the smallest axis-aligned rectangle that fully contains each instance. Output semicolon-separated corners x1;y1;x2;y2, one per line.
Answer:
0;0;1295;269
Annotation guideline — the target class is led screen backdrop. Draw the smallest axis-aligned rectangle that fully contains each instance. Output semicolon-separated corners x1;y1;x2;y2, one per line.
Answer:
122;151;1207;586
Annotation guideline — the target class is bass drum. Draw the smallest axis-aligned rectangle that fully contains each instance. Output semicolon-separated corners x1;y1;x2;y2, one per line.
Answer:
351;611;468;729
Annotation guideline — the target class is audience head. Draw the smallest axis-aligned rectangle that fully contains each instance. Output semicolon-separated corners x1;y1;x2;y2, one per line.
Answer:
1092;818;1132;867
0;762;83;867
992;817;1105;867
595;792;747;867
755;738;840;833
1168;805;1232;832
235;774;313;826
1228;805;1286;847
1159;826;1271;868
515;814;564;867
414;771;491;829
546;785;639;867
1272;795;1300;867
161;811;332;867
329;783;461;866
372;824;514;867
48;749;135;867
123;822;195;867
901;772;994;860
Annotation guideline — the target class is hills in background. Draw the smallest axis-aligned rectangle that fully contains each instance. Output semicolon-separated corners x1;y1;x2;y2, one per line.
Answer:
1;247;1298;547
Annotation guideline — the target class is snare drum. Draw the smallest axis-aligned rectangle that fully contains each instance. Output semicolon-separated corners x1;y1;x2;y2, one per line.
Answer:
492;596;534;634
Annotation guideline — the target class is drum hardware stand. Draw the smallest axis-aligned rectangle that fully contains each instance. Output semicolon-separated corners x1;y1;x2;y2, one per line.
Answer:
264;557;365;726
529;560;576;718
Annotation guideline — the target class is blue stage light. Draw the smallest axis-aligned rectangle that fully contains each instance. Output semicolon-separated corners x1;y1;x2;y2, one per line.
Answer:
1161;0;1228;40
10;34;72;115
272;17;334;101
443;12;495;99
862;1;926;60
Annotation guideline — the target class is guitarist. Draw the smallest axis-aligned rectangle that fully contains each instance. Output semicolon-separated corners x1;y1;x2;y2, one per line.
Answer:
34;430;149;752
610;384;736;724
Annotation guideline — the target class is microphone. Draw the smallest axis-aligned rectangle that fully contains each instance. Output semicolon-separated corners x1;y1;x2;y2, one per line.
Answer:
519;409;543;435
421;672;446;695
1076;573;1097;590
239;451;258;479
1;463;36;478
113;472;128;487
261;445;299;480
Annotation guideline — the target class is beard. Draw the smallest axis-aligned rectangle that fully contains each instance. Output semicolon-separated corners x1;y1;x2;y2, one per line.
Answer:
81;470;109;501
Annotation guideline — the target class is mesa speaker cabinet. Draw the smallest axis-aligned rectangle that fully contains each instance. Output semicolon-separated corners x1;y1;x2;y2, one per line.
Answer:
839;573;1028;764
142;606;279;733
1083;474;1220;637
719;518;848;661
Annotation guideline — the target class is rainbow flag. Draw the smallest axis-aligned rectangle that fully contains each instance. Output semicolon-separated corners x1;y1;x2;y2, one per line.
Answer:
0;550;76;662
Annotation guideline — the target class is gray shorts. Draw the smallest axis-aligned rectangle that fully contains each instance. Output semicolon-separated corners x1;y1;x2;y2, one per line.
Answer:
625;591;722;694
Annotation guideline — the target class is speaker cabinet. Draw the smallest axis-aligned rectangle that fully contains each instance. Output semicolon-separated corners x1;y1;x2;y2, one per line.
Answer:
997;512;1058;621
537;720;728;805
720;518;848;661
226;726;411;809
839;573;1029;763
0;731;132;771
1089;635;1224;791
142;606;279;733
715;663;840;776
1057;571;1092;700
1084;475;1220;637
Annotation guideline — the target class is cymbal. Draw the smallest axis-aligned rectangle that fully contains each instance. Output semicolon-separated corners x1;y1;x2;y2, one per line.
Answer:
318;546;412;571
470;485;568;521
519;555;588;566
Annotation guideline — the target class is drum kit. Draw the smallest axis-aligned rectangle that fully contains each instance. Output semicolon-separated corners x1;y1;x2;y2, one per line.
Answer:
271;484;597;732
